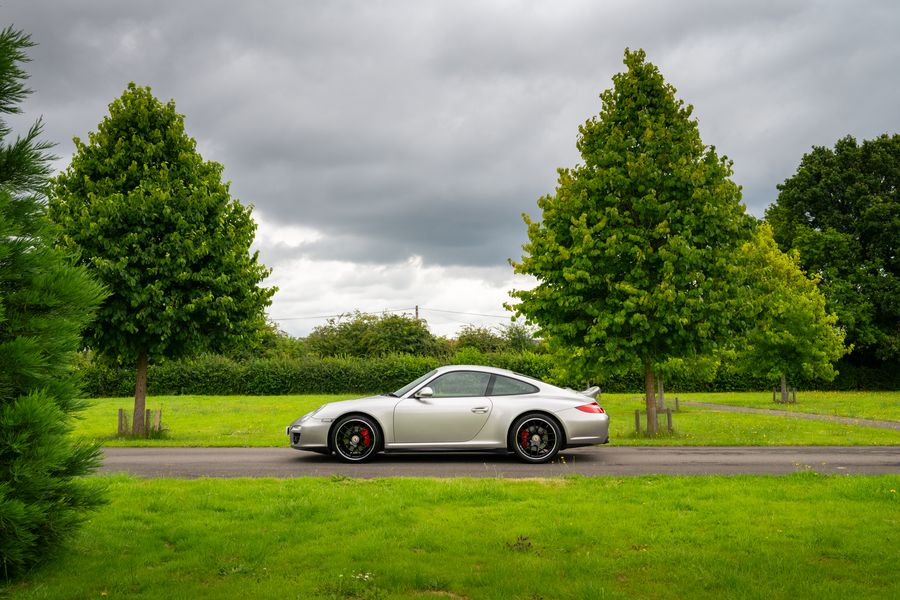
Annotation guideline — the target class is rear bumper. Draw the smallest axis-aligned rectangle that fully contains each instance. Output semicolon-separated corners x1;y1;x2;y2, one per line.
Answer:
556;409;610;447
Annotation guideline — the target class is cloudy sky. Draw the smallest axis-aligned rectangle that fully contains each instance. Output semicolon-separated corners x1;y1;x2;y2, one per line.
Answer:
7;1;899;337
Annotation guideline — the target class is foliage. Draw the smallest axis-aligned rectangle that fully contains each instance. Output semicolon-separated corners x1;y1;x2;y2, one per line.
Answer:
78;351;557;398
306;311;447;358
454;325;506;353
766;134;899;364
734;223;848;397
500;322;544;353
510;48;753;432
0;27;106;580
76;348;898;400
49;83;275;433
266;330;309;360
453;324;542;354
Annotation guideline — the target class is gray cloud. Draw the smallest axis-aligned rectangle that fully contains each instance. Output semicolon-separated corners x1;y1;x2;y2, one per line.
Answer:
8;0;900;272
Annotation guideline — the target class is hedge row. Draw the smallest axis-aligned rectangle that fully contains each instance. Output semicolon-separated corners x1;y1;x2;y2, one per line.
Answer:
78;353;899;398
78;352;559;398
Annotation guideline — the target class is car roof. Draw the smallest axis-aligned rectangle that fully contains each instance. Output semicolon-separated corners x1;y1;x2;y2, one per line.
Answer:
434;364;521;376
433;364;548;386
427;364;579;398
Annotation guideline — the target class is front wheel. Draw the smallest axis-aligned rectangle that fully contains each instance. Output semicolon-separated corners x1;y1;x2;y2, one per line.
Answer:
332;415;380;463
510;413;562;464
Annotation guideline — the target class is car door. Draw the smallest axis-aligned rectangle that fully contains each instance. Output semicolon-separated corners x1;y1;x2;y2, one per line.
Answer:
393;371;493;443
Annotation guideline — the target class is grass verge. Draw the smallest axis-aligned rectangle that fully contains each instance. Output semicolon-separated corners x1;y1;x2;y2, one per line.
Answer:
3;474;898;599
675;391;900;421
73;393;900;447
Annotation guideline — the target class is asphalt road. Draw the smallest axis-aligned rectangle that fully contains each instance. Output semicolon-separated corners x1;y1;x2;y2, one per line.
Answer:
99;446;900;478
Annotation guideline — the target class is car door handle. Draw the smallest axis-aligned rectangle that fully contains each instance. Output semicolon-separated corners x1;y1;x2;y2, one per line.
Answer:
471;407;489;413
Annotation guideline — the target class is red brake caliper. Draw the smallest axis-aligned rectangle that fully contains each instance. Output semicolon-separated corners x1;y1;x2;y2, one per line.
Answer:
521;428;529;449
361;428;371;447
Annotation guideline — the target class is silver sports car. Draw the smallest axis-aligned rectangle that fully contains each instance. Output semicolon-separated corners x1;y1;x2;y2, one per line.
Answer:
286;365;609;463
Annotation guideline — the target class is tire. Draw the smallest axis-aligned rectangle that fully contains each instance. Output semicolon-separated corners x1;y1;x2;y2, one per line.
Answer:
331;415;380;463
510;413;562;464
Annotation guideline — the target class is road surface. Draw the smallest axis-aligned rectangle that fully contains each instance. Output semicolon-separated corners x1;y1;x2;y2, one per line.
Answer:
99;446;900;478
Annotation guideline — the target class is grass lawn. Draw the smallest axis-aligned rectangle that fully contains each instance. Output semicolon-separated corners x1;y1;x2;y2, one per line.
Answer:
3;474;898;600
74;393;900;448
600;395;900;446
675;391;900;422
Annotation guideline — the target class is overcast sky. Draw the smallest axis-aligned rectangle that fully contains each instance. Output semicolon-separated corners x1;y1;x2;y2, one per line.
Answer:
7;1;900;336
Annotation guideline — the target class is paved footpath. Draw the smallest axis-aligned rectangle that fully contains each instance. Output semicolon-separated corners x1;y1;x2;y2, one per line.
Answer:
681;401;900;430
100;446;900;478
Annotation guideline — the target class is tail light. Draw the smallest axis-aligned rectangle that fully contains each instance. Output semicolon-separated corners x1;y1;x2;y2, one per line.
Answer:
576;403;605;414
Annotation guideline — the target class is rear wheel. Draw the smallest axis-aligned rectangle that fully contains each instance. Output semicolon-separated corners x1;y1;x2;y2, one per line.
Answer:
332;415;380;463
510;413;561;464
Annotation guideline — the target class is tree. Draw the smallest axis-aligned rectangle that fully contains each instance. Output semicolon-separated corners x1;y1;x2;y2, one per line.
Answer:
501;322;542;353
306;311;443;357
49;84;275;435
736;224;848;401
766;134;899;365
455;325;506;353
510;49;752;434
0;27;106;579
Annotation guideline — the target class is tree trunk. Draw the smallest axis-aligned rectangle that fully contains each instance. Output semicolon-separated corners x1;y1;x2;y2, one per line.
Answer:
645;363;658;435
780;372;788;404
132;351;148;436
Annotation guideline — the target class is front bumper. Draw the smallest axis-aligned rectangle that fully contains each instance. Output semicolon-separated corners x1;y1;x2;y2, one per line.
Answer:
286;418;331;451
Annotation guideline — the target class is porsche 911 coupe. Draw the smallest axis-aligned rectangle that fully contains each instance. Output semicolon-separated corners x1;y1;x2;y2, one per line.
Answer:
286;365;609;463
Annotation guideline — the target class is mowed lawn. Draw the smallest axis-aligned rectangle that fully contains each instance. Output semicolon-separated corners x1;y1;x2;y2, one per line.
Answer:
73;392;900;447
677;391;900;422
4;475;898;600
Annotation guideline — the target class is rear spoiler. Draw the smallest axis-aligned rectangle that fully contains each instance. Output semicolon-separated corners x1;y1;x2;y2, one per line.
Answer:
581;386;600;399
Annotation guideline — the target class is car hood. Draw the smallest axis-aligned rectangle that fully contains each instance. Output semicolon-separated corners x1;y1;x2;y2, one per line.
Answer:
314;394;398;418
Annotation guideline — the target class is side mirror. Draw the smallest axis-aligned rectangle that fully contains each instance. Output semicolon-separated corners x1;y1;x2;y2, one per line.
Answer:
415;386;434;399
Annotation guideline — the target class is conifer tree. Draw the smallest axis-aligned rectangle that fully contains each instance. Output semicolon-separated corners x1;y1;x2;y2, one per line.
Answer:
0;27;106;580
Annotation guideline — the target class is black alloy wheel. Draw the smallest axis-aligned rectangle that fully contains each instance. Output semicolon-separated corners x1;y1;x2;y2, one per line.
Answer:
332;415;380;463
511;413;562;464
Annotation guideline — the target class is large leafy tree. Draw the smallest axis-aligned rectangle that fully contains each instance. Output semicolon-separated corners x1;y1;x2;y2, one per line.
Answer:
510;49;752;433
0;27;106;579
50;84;275;435
766;134;899;364
736;224;848;400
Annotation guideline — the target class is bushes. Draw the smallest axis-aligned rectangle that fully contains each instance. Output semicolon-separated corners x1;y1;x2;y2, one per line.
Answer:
78;353;558;397
78;352;899;398
80;354;438;397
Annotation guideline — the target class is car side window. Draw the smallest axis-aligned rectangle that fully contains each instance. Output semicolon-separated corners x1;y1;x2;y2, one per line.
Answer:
427;372;491;398
490;375;539;396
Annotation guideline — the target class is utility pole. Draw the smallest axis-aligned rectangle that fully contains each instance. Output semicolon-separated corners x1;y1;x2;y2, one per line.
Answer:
415;305;419;320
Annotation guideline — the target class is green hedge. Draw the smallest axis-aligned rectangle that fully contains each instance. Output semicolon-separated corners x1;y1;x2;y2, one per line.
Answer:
80;354;436;397
78;353;899;398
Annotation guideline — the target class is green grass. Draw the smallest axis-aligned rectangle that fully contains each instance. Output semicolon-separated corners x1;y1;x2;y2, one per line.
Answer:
4;475;898;599
675;391;900;421
72;393;900;448
599;394;900;446
74;394;357;447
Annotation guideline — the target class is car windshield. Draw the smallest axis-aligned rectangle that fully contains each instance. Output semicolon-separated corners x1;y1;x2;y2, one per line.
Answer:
390;369;437;397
